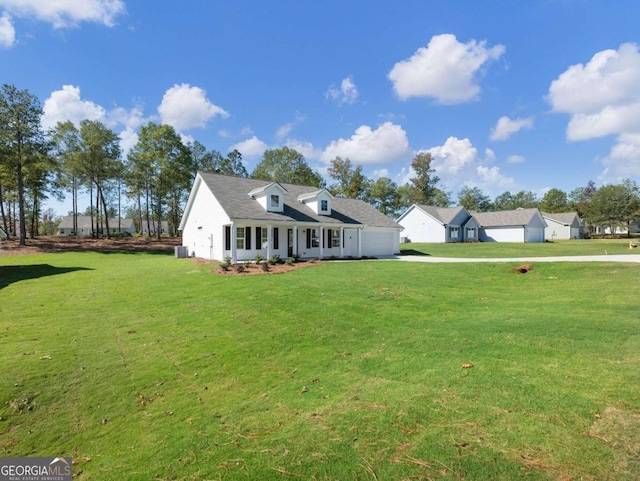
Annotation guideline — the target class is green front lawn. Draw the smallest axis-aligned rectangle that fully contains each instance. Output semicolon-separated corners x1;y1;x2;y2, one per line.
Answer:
1;252;638;480
401;238;640;257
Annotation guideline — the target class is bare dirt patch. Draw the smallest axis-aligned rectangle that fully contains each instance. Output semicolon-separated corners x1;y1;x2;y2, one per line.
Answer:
0;236;181;257
513;263;533;274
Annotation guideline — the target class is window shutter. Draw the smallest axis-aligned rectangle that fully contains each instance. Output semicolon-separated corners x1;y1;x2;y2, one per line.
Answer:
224;226;231;250
327;229;331;247
306;229;311;249
256;227;262;249
245;227;252;250
273;227;279;249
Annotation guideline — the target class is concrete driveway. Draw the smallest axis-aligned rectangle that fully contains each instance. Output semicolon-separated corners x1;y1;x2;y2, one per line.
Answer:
389;254;640;263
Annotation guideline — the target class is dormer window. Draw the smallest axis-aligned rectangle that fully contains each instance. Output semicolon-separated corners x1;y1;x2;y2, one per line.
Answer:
248;182;286;213
298;189;333;215
270;194;280;209
320;199;328;212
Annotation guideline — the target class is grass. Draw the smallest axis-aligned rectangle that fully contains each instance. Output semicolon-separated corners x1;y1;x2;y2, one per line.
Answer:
401;238;640;258
1;251;639;479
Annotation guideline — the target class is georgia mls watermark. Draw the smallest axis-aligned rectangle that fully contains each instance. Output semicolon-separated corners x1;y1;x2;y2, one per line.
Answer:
0;457;72;481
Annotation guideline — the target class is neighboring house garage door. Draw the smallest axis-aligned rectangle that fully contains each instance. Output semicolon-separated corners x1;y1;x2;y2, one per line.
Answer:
481;227;524;243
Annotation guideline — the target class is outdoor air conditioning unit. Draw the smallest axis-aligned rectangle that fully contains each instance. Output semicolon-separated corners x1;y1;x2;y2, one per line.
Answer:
400;236;410;243
174;246;189;258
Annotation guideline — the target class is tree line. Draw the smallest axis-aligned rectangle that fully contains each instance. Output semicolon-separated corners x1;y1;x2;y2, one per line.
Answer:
2;84;639;245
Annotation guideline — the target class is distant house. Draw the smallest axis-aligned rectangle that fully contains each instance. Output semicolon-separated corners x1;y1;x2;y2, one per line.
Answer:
57;216;135;236
542;212;583;240
141;220;169;236
397;205;547;243
179;172;403;261
396;205;479;243
473;208;547;243
0;226;6;261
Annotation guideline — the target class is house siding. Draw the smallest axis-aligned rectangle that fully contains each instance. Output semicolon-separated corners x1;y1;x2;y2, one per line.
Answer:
182;180;231;260
480;226;525;243
398;207;446;243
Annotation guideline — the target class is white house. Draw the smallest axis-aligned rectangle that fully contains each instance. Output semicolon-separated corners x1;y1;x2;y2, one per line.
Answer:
396;205;479;243
473;208;547;243
542;212;583;240
57;216;135;236
179;172;403;261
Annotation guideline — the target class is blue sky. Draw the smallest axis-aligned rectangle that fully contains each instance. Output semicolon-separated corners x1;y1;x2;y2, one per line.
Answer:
2;0;640;214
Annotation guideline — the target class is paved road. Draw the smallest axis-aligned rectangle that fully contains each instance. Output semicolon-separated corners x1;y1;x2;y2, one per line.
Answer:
390;254;640;263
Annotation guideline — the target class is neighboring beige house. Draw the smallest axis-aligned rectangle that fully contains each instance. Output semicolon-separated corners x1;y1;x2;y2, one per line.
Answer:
396;205;479;243
542;212;583;240
179;172;403;261
472;208;547;243
57;215;135;236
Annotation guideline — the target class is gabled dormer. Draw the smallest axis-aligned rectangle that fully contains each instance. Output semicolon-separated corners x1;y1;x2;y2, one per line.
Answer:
248;182;287;213
297;189;334;215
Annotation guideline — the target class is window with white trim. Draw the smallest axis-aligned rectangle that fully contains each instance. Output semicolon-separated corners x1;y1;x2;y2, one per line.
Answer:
270;194;280;209
331;229;340;247
236;227;245;249
466;227;476;239
320;199;328;212
261;226;268;248
311;228;320;247
450;226;459;240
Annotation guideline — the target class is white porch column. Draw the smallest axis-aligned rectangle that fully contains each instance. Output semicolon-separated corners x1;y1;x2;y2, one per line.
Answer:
266;224;272;259
231;223;237;263
358;227;362;257
319;226;324;259
293;226;298;257
340;227;344;258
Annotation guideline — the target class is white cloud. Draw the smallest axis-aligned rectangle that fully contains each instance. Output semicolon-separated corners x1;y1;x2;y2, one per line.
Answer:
229;136;269;160
490;116;534;141
388;33;505;104
371;168;389;179
42;85;105;130
425;136;515;194
107;105;146;129
158;83;228;131
276;123;294;140
118;127;138;155
0;0;125;28
0;13;15;47
321;122;410;165
285;139;322;160
506;155;525;164
548;43;640;180
325;76;359;105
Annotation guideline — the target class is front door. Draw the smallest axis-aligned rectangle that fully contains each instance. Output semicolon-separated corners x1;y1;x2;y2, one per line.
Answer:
287;229;293;257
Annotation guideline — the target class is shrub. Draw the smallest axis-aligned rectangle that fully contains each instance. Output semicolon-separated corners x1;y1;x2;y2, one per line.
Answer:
243;261;251;269
255;254;264;263
235;264;245;273
261;262;270;272
285;257;295;266
268;254;280;265
220;256;232;272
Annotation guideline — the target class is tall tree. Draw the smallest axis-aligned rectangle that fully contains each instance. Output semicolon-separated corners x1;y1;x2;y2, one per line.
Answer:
538;188;568;213
128;122;192;238
409;152;441;205
568;180;597;219
364;177;399;217
77;120;122;238
327;156;369;199
587;180;640;236
0;84;48;245
51;121;84;235
219;149;248;177
252;147;324;187
457;186;491;212
493;190;538;210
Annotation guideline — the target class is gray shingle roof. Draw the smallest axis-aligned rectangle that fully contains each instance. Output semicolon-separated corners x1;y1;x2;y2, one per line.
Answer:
415;205;467;224
471;208;541;227
197;172;401;229
541;211;580;225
